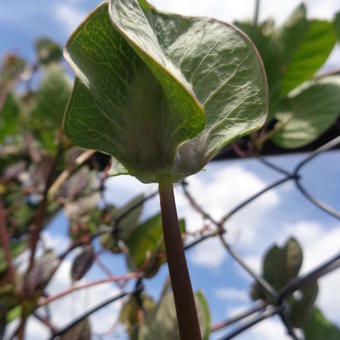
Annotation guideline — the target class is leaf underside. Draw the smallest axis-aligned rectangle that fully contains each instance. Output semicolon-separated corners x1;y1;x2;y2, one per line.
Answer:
64;0;267;183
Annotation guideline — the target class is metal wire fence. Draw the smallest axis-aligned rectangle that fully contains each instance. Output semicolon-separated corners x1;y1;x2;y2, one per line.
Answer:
22;136;340;340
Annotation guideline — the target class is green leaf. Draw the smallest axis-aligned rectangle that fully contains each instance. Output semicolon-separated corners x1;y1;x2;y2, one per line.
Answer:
287;282;318;328
138;291;210;339
273;4;308;73
64;1;267;183
262;237;303;290
335;12;340;41
0;54;26;84
280;20;337;95
35;37;63;65
0;93;20;143
304;307;340;340
71;246;95;281
33;64;72;129
126;214;185;277
272;77;340;148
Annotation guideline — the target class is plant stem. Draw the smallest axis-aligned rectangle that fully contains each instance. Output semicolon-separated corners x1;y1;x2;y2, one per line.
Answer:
158;181;202;340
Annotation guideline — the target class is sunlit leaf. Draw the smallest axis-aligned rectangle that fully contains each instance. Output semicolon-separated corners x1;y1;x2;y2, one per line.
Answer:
64;1;267;183
272;77;340;148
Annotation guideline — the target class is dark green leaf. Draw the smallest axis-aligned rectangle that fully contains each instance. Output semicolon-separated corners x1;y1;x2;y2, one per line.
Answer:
280;20;337;95
262;237;302;290
335;12;340;41
304;307;340;340
64;1;267;183
0;93;20;143
272;77;340;148
35;37;63;65
71;246;95;281
126;214;185;277
287;282;318;328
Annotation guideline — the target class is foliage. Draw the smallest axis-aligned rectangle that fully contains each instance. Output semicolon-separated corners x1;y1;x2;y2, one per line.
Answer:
0;0;339;339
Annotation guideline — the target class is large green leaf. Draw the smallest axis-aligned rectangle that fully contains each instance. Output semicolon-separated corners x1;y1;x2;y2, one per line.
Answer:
272;77;340;148
64;1;267;183
280;20;337;95
304;307;340;340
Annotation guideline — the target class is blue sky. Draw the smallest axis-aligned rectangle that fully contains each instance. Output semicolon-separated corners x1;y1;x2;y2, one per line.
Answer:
1;1;340;339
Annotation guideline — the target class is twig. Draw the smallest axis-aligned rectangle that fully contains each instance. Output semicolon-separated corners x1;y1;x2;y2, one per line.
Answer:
49;288;142;340
33;312;58;335
211;301;268;333
278;310;299;340
181;181;219;225
218;305;283;340
278;252;340;304
220;236;278;300
253;0;261;26
220;175;296;224
257;156;291;176
39;272;140;307
0;198;15;284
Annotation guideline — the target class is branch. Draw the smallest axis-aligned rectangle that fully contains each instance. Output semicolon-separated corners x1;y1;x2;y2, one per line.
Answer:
0;198;15;284
218;305;283;340
220;236;278;300
253;0;261;26
211;301;267;333
49;288;142;340
39;272;140;307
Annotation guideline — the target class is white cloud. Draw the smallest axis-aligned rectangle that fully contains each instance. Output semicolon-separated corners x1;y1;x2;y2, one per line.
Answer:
215;287;249;303
54;3;87;34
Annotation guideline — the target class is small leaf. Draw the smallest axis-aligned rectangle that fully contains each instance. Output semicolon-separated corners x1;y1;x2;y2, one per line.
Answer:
71;246;95;281
262;237;302;290
35;37;63;65
272;77;340;148
304;307;340;340
0;93;20;143
60;319;91;340
126;214;185;277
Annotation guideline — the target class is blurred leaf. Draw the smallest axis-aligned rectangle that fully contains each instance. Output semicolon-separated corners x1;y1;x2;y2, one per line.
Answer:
60;319;91;340
61;166;90;199
335;12;340;41
119;293;156;338
304;307;340;340
0;93;20;143
6;305;21;324
24;250;58;296
34;64;71;126
138;291;210;339
272;77;340;148
1;161;26;183
100;194;144;253
0;53;26;83
273;3;308;70
126;214;185;277
281;20;337;95
35;37;63;65
71;246;95;281
262;237;302;291
288;282;318;328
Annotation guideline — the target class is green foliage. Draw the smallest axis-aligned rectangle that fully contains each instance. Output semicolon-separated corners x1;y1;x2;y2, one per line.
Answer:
71;246;95;281
304;307;340;340
236;3;340;149
137;290;210;339
0;94;20;143
34;37;63;65
64;0;267;183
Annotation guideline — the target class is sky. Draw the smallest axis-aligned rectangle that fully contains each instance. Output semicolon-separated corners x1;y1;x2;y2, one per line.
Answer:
1;1;340;339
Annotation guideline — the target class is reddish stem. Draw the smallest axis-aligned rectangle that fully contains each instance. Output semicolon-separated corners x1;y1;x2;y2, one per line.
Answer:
159;181;201;340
